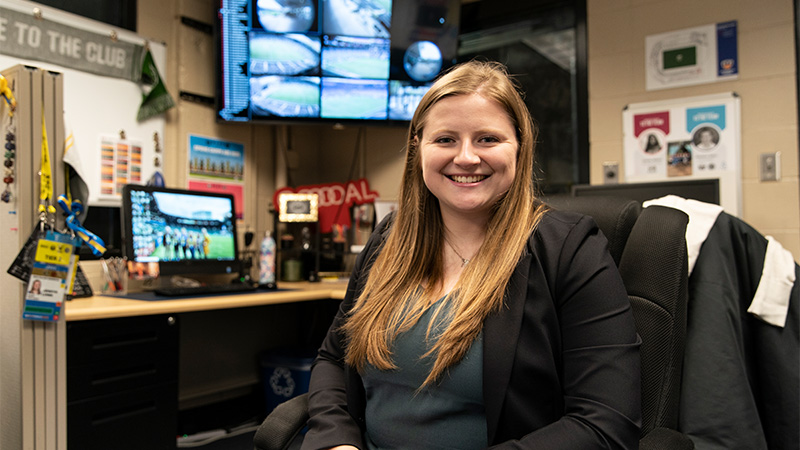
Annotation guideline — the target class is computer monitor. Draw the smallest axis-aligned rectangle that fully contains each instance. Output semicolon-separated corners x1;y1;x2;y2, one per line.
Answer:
121;185;241;277
571;179;720;205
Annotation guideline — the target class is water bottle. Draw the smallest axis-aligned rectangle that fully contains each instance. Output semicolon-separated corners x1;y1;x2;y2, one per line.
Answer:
259;230;276;285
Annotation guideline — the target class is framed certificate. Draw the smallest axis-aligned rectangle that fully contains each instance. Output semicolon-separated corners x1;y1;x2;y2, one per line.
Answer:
278;193;319;222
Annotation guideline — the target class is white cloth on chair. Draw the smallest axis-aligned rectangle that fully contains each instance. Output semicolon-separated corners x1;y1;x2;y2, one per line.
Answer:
643;195;723;275
748;236;796;328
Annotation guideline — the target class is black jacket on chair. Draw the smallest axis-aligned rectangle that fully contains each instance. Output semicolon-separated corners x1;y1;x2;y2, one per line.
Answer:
679;212;799;450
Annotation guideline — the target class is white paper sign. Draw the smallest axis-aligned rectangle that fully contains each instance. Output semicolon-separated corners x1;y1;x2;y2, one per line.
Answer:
646;21;738;91
623;93;741;215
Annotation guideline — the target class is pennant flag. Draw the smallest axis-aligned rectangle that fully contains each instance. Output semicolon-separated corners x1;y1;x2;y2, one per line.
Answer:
62;118;90;224
137;49;175;121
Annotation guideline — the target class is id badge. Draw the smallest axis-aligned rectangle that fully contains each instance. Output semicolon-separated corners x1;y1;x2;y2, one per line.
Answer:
21;231;79;322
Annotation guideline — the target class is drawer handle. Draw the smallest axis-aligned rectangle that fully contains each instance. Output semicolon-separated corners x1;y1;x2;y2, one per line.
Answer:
92;333;158;350
91;366;159;386
91;401;157;426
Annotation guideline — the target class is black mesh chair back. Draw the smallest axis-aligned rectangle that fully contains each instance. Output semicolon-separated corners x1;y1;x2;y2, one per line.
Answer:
545;195;642;265
618;205;689;435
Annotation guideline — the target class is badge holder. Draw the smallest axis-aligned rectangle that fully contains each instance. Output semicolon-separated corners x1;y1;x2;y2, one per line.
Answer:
22;225;76;321
10;106;106;321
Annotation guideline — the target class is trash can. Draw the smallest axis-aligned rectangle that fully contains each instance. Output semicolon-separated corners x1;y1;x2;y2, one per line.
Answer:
259;349;315;412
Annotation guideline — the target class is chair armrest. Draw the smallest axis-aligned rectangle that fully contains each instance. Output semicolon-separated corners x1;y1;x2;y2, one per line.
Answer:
639;427;694;450
254;393;310;450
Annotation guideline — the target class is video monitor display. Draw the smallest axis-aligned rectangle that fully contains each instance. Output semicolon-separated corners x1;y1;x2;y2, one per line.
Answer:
121;185;240;276
217;0;461;123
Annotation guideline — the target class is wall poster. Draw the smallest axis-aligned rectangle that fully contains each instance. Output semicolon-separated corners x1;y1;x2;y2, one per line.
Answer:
98;134;143;200
646;21;738;91
622;92;741;216
187;134;245;219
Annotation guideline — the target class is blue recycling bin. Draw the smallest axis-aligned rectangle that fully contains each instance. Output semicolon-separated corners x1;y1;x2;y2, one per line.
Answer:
259;349;316;412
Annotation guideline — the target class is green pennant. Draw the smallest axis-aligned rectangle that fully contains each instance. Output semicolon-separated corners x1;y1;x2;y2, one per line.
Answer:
137;49;175;121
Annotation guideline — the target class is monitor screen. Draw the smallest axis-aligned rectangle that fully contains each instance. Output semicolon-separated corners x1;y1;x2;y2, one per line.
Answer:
121;185;241;276
216;0;461;124
571;179;720;205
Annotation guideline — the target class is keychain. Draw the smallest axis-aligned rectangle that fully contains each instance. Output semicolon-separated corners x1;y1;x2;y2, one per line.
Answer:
2;116;14;203
1;74;16;203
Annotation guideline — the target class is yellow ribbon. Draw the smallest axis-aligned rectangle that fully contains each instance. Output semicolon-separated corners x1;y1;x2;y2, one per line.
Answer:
40;109;53;203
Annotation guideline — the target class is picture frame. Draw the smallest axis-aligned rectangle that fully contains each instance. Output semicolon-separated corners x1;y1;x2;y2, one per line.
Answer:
278;192;319;223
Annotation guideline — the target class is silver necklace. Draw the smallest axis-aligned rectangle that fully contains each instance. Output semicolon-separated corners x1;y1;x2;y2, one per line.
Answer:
444;237;471;267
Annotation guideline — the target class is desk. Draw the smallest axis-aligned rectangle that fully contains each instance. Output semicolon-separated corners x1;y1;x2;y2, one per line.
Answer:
65;281;348;321
63;282;348;450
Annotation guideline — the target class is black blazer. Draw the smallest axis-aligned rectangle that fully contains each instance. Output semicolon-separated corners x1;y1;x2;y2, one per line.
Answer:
302;209;642;450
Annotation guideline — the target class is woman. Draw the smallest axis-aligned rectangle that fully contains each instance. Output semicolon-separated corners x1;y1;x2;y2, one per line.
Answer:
302;61;641;449
644;133;661;153
29;279;42;295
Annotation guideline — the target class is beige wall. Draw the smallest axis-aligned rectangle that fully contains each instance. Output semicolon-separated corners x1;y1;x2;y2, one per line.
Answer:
588;0;800;257
137;0;800;258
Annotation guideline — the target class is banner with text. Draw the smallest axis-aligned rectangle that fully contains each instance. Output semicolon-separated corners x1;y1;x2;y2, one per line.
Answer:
0;6;144;81
274;180;379;233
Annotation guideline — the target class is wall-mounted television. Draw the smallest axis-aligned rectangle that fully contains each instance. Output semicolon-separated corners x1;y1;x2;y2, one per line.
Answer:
121;185;241;277
216;0;461;124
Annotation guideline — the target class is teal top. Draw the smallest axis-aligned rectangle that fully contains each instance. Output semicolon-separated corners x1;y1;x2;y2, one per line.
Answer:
361;296;487;449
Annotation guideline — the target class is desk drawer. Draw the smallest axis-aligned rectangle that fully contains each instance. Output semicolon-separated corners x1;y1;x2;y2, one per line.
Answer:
68;383;177;450
68;355;178;402
67;314;178;366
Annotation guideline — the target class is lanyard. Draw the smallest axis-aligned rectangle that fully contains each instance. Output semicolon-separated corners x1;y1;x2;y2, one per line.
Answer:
57;195;106;256
38;108;55;229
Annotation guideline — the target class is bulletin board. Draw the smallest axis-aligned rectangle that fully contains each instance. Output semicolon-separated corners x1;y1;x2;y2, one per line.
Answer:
0;0;167;207
622;92;741;216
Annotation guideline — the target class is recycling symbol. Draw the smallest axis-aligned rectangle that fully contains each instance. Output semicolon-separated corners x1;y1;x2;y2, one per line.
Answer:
269;367;295;397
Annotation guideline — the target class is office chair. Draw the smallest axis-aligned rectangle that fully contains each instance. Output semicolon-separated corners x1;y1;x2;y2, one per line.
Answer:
548;196;693;448
617;204;694;450
254;196;694;450
544;195;641;266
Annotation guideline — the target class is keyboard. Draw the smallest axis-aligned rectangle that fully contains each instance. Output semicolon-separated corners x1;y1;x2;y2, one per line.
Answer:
153;282;258;297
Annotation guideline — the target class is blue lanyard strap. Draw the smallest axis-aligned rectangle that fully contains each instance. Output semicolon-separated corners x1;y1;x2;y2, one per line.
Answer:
57;194;106;256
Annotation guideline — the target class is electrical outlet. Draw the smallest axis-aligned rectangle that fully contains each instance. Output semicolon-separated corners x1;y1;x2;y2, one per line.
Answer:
760;152;780;182
603;162;619;184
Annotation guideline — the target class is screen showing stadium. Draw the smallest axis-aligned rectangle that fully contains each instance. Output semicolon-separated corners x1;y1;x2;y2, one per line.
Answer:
121;185;240;276
217;0;461;123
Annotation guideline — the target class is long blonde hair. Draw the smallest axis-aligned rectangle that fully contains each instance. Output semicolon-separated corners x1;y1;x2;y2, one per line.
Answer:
343;60;548;387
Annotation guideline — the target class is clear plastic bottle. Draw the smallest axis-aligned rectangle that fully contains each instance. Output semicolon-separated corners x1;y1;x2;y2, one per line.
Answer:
259;230;276;285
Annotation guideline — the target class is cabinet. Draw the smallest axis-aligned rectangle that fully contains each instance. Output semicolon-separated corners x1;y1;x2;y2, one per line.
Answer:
67;314;179;450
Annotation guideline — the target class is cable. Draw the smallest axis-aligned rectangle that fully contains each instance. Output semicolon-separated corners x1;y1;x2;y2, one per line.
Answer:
332;126;365;224
176;423;261;448
278;125;294;187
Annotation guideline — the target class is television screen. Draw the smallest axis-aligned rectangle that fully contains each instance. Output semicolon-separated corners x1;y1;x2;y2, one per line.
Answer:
216;0;461;123
121;185;241;276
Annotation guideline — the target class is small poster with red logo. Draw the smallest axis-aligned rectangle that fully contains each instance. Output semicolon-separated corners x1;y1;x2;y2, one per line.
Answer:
622;92;741;216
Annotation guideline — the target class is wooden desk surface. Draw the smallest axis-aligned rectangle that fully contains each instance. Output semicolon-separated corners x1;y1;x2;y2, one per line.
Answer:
65;281;348;321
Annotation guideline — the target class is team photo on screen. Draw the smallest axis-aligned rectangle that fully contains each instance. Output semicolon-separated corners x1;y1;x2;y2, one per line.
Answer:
128;189;237;263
